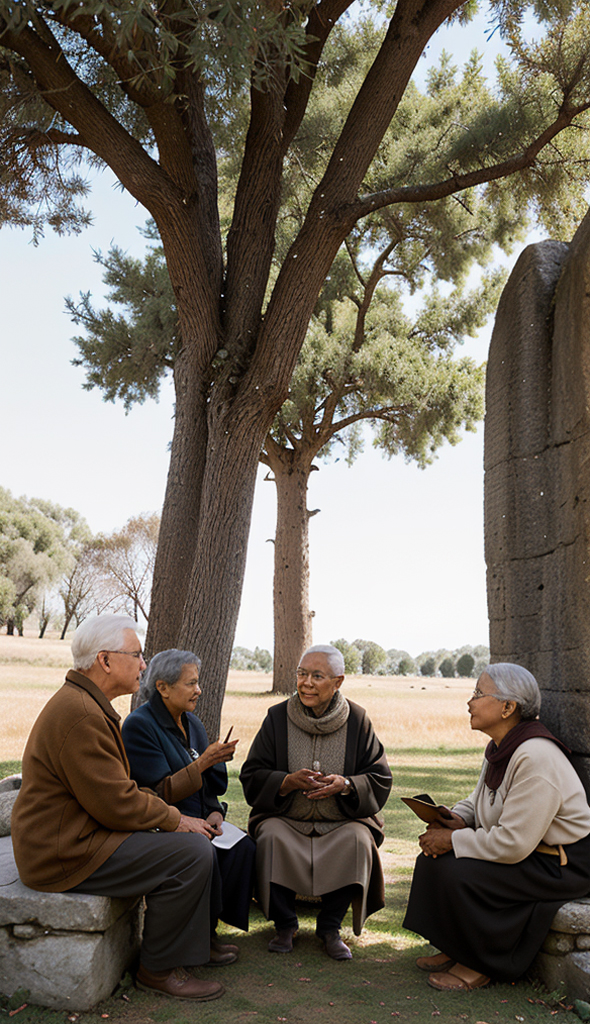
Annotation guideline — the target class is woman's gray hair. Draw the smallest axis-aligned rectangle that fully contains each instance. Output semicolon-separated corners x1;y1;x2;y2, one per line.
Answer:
484;663;541;720
71;614;140;671
141;649;202;699
301;644;345;677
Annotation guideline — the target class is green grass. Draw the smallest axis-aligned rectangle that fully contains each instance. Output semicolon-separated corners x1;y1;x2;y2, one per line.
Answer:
0;752;579;1024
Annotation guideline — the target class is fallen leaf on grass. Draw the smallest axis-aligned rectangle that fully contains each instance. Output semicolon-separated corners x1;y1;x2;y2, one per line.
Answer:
298;977;311;982
8;1007;27;1018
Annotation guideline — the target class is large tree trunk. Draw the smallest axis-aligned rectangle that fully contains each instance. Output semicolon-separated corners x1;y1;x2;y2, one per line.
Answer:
144;325;212;660
267;451;315;693
177;391;277;737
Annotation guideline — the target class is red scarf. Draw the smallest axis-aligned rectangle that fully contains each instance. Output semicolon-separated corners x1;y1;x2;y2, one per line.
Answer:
484;720;570;792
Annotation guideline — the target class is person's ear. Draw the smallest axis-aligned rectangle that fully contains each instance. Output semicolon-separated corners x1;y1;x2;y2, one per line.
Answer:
156;680;169;699
97;651;110;672
502;700;518;719
333;675;345;691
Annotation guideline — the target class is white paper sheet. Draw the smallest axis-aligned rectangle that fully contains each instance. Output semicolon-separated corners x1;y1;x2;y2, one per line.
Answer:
211;820;248;850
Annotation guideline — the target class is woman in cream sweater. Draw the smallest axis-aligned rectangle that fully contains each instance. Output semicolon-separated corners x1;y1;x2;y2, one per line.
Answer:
403;663;590;992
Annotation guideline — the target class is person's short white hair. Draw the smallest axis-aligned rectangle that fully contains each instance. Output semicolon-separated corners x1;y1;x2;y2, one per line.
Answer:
483;662;541;720
301;644;345;677
71;615;141;671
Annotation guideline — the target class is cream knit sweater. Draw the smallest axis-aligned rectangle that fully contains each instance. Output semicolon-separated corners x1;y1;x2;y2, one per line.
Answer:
451;738;590;863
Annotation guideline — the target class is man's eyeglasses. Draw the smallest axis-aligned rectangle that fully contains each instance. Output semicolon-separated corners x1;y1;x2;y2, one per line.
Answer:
102;649;145;660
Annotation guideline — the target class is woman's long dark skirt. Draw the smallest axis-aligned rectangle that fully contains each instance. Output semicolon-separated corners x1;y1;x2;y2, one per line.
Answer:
215;833;256;931
403;833;590;980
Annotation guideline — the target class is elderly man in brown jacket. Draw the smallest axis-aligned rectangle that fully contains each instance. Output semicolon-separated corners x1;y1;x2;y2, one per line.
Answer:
11;614;233;1002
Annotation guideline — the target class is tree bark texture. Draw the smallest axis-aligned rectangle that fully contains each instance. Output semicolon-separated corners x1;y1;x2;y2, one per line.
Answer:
176;390;278;738
267;451;315;693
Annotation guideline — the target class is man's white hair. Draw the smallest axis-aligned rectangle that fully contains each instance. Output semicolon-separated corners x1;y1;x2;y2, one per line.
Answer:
71;615;141;671
301;644;345;677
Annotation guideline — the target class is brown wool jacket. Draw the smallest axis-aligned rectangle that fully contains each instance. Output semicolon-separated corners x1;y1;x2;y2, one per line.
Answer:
11;671;181;892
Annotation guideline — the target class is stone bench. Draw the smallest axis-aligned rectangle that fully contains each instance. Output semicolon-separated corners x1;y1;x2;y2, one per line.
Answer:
0;831;141;1010
532;899;590;1001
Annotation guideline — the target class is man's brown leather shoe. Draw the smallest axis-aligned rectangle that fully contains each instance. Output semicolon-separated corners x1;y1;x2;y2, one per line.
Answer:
136;965;224;1001
318;930;352;960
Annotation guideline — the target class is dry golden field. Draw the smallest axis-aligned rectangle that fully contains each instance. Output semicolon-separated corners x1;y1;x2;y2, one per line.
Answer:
0;632;486;762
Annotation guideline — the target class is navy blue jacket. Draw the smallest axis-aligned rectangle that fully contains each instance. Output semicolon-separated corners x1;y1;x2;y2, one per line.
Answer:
122;693;227;818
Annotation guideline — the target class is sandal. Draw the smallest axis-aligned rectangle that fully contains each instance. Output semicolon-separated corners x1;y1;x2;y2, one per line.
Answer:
428;964;490;992
416;952;456;973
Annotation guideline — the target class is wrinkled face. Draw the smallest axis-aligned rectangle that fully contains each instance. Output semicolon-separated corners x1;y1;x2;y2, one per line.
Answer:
467;671;507;733
296;652;344;717
158;662;201;718
101;629;146;696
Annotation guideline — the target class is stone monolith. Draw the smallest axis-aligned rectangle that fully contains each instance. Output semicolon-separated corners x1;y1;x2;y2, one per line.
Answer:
485;209;590;782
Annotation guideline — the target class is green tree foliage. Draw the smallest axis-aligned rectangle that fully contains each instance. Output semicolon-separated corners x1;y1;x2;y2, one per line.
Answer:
230;646;273;672
420;655;437;676
360;640;388;675
456;652;476;677
332;638;362;675
397;656;418;676
0;488;90;633
439;656;456;678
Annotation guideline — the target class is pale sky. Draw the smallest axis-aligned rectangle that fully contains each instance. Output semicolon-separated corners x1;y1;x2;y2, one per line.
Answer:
0;6;547;657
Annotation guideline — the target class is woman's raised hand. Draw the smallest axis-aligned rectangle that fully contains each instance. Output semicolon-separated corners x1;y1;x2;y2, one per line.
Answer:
279;768;326;796
197;738;239;772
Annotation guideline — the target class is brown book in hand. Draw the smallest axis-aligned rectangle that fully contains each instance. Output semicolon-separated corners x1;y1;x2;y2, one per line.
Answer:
401;793;454;825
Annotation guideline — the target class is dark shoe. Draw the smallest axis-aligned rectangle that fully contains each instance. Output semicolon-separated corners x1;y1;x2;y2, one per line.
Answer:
211;934;240;956
136;965;224;1001
205;946;238;966
268;927;297;953
318;930;352;960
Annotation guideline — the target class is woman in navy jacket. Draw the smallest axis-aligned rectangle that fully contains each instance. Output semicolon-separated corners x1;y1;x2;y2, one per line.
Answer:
122;649;255;934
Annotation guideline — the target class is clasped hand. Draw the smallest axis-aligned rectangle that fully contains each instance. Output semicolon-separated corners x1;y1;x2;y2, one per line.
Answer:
279;768;349;799
418;811;466;858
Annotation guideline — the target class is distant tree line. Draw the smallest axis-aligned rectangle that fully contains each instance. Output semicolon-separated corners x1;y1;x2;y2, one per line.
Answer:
228;639;490;678
0;487;159;637
331;639;489;678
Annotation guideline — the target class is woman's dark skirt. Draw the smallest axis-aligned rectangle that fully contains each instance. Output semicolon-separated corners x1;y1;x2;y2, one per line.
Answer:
215;833;256;931
403;832;590;980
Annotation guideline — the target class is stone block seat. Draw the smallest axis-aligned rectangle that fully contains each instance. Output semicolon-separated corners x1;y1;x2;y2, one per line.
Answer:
532;899;590;1001
0;835;141;1010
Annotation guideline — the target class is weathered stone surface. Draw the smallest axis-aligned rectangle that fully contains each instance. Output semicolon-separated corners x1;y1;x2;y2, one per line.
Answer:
577;936;590;950
530;950;569;993
485;210;590;771
0;906;140;1010
542;931;575;955
0;793;18;837
0;837;132;931
0;775;21;793
565;953;590;1003
551;901;590;935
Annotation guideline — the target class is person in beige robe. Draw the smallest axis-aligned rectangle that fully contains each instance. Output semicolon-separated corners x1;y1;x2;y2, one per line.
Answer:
240;644;392;960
